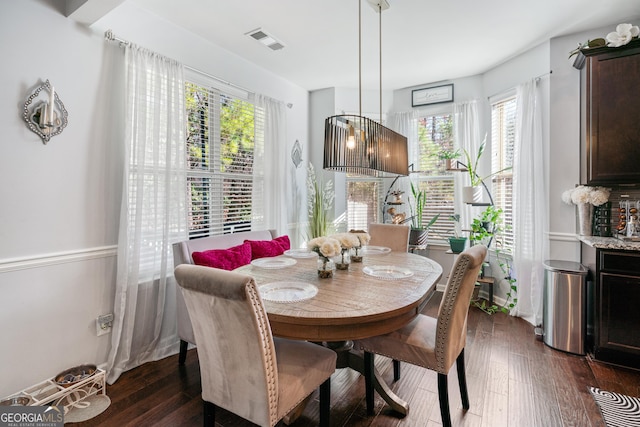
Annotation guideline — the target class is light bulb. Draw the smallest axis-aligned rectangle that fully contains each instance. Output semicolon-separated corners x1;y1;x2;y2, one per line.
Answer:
346;126;356;149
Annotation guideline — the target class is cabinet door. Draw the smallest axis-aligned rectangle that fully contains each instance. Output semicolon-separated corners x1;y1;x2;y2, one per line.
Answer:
585;41;640;184
598;272;640;354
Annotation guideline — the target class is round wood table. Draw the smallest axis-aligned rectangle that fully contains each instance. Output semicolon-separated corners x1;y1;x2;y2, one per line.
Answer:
235;250;442;416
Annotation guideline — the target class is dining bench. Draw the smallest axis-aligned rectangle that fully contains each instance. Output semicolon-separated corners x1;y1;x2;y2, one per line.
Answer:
172;229;277;365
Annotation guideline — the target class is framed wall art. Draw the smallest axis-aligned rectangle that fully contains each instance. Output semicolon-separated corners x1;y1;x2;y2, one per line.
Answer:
411;84;454;107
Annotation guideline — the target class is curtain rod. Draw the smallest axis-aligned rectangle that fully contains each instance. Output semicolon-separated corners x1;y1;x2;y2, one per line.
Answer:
487;70;553;101
104;30;293;108
535;69;553;82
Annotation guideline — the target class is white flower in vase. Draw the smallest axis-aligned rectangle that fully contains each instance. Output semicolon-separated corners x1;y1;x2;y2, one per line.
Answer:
606;23;640;48
347;230;371;262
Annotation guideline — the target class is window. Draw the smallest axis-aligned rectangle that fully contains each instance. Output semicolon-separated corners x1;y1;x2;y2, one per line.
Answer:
185;80;264;238
490;96;516;251
414;113;455;243
347;178;382;230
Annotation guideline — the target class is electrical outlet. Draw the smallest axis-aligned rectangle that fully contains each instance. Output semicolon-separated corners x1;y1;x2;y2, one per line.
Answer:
96;313;114;336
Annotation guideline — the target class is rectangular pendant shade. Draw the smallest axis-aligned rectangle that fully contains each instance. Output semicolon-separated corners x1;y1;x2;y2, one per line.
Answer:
324;114;409;177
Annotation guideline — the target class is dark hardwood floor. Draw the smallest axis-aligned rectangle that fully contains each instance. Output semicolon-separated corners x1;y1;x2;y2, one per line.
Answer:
74;293;640;426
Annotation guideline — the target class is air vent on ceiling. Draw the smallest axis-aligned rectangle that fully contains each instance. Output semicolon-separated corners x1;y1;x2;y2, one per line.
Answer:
245;28;285;51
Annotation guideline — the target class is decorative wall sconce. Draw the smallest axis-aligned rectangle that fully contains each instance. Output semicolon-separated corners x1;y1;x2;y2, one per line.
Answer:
23;80;68;144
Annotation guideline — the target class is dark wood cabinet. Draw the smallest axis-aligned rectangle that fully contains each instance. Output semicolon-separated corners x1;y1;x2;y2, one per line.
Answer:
594;249;640;368
580;39;640;185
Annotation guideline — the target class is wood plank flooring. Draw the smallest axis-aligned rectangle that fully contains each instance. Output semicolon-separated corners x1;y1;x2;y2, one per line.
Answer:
74;292;640;426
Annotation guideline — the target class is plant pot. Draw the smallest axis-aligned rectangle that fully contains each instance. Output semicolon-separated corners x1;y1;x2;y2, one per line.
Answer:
409;228;429;247
448;237;467;254
445;159;465;171
481;221;494;233
462;186;483;204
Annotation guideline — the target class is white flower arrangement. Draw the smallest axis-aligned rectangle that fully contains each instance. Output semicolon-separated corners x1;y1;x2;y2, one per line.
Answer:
606;23;640;48
307;236;341;259
347;230;371;247
329;233;360;250
561;185;611;206
569;23;639;59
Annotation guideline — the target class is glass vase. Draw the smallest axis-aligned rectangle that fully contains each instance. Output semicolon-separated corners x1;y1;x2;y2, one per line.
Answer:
351;246;363;263
317;257;335;278
336;249;351;270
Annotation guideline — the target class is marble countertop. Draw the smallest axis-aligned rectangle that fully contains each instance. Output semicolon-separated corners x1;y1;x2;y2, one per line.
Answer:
579;236;640;250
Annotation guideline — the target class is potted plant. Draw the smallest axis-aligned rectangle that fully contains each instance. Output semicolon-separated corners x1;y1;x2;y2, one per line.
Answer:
436;148;462;171
447;214;467;253
468;206;504;251
461;136;511;204
478;205;503;234
469;206;503;247
306;163;334;239
408;181;439;246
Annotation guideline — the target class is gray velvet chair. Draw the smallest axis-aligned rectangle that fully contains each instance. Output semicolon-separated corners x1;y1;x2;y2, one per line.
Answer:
174;264;336;427
172;229;276;365
368;223;410;252
356;245;487;427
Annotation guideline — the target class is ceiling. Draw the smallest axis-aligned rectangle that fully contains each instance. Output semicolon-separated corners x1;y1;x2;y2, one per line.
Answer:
130;0;640;91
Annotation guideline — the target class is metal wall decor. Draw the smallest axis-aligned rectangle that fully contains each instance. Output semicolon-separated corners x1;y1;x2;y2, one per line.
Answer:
291;139;302;168
23;80;68;144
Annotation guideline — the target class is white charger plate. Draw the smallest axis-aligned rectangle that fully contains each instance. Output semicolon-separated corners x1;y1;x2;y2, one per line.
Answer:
362;246;391;255
363;265;413;280
283;249;318;259
259;282;318;303
251;257;297;269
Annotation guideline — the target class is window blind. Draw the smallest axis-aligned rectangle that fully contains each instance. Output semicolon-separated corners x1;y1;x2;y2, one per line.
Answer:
186;81;264;238
416;114;455;243
491;96;516;251
347;179;382;230
345;113;384;231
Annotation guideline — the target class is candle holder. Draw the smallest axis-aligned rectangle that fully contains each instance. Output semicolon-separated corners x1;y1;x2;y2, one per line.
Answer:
23;80;68;144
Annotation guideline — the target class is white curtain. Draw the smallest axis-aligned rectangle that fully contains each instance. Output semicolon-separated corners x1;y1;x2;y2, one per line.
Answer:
106;44;188;384
511;78;548;325
251;95;288;235
452;100;481;230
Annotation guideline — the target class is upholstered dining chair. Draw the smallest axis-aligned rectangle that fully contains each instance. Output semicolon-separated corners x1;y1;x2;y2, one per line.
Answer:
368;223;410;252
174;264;337;427
356;245;487;427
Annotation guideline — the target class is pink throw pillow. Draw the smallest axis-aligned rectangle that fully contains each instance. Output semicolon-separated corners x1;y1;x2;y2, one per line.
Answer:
245;235;291;260
191;242;252;270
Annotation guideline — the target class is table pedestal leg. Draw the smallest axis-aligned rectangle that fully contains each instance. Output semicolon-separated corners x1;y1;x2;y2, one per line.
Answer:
326;341;409;417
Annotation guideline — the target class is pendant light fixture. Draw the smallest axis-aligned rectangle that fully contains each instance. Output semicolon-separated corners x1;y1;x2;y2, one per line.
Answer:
323;0;408;177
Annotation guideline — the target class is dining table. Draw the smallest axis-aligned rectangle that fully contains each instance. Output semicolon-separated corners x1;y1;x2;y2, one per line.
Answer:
234;247;443;416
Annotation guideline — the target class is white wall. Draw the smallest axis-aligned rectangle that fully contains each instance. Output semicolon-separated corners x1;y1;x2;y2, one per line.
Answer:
546;24;620;262
0;0;310;397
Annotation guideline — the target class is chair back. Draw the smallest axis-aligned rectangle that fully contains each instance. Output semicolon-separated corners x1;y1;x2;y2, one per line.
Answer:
435;245;487;373
174;264;278;427
172;229;277;347
368;223;410;252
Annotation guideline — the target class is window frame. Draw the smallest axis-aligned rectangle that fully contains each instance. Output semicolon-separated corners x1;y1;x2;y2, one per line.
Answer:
489;92;516;253
412;111;456;245
185;71;264;239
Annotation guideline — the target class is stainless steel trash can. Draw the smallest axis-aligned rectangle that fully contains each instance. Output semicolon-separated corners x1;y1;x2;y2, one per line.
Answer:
543;260;588;355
